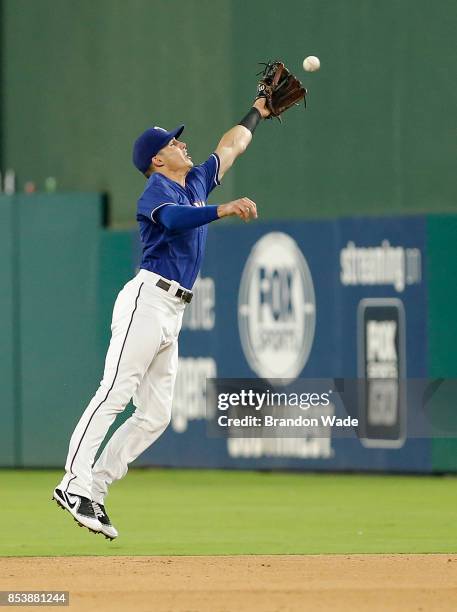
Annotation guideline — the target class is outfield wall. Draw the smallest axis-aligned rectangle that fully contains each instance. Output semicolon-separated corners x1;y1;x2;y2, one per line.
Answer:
0;195;456;471
140;217;431;471
0;194;103;467
427;218;457;471
145;215;457;472
0;196;15;465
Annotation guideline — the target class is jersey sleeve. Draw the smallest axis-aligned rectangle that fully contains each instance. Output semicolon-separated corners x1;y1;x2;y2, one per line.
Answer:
137;183;177;224
187;153;221;199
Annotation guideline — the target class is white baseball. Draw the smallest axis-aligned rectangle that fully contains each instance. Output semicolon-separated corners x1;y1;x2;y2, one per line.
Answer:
303;56;320;72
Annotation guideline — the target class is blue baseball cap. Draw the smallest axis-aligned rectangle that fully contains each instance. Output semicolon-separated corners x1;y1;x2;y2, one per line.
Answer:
132;124;185;173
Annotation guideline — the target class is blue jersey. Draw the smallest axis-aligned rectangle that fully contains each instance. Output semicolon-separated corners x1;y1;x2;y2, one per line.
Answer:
136;153;221;290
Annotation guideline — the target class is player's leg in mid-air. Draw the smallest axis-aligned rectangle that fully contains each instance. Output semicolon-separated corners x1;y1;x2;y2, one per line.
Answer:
90;310;182;534
52;274;172;537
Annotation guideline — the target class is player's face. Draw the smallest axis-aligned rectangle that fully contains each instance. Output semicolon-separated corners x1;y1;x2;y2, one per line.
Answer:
156;138;193;172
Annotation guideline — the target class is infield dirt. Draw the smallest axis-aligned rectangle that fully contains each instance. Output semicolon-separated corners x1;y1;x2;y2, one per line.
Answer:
1;554;457;611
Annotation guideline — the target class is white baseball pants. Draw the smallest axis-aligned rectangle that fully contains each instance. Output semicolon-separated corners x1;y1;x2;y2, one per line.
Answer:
58;269;185;503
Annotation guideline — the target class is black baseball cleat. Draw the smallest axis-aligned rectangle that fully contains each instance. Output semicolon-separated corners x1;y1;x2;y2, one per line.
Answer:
92;502;119;540
52;488;102;534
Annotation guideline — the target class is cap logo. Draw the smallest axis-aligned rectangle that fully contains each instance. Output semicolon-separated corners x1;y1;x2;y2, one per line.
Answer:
153;126;167;132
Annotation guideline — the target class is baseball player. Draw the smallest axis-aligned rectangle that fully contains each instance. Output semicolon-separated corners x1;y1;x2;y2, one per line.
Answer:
52;63;306;540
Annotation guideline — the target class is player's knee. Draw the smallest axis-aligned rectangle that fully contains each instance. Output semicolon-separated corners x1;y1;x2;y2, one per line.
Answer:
132;408;171;434
157;409;172;431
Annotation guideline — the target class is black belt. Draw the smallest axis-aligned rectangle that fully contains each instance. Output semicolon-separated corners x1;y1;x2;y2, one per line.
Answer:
156;278;193;304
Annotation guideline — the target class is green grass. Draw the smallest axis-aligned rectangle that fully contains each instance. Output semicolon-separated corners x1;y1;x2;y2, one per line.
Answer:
1;469;456;557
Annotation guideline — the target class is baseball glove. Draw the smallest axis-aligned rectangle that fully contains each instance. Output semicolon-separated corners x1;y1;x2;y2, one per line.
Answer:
256;61;307;119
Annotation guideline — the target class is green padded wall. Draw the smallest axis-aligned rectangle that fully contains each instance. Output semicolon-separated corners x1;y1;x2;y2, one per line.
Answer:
0;196;16;465
17;194;102;466
0;197;134;468
427;216;457;472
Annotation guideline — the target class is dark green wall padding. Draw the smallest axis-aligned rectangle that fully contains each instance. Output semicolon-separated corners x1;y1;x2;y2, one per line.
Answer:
0;196;16;466
0;195;137;468
427;217;457;472
0;195;103;467
2;0;456;226
17;194;102;467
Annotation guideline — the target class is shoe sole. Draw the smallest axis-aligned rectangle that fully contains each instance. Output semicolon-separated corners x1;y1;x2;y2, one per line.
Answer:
98;525;118;541
52;493;102;536
99;529;117;541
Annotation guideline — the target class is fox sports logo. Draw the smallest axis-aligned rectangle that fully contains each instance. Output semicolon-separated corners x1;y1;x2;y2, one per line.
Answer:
238;232;316;383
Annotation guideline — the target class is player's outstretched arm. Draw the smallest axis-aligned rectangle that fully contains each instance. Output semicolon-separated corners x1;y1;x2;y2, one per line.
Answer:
215;99;270;180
